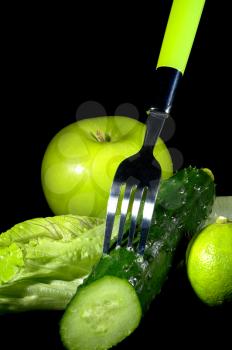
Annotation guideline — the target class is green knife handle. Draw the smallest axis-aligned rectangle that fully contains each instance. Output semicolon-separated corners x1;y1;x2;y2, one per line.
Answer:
157;0;206;74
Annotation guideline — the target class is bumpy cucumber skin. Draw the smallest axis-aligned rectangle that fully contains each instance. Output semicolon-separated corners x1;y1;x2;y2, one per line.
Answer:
84;167;215;313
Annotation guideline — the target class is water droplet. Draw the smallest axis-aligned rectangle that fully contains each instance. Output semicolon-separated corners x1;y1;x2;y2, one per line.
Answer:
140;260;149;271
151;241;163;256
194;185;201;192
127;246;134;252
123;264;129;272
128;277;137;287
136;255;144;264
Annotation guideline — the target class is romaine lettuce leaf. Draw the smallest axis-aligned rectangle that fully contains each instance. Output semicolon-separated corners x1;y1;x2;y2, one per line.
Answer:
206;196;232;223
0;215;119;313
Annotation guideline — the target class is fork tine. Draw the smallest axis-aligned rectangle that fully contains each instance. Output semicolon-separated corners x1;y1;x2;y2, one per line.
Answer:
116;182;134;247
103;182;121;254
127;185;145;249
138;180;160;255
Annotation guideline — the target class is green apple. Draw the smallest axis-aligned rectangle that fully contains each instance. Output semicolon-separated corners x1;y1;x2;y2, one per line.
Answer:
41;116;173;218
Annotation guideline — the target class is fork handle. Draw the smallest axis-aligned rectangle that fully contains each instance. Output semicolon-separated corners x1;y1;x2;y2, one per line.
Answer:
153;0;206;113
157;0;205;74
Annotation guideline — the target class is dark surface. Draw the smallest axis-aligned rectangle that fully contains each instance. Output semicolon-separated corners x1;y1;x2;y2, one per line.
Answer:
1;1;231;349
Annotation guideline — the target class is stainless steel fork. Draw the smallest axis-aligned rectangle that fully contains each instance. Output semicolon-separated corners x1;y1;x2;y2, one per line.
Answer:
103;0;206;255
103;109;169;255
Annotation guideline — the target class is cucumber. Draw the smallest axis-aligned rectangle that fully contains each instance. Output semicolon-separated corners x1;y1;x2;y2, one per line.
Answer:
61;276;142;350
60;167;215;350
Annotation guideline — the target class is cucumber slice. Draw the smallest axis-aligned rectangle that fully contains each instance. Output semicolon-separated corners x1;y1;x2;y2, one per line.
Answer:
60;275;142;350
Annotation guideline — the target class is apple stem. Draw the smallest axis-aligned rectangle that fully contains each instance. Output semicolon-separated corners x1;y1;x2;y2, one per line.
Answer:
92;130;111;142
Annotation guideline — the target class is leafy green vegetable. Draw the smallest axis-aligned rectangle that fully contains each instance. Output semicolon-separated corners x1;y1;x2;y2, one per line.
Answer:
0;215;121;313
206;196;232;223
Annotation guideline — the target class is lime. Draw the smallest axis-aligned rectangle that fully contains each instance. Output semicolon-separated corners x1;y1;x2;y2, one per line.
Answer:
186;218;232;306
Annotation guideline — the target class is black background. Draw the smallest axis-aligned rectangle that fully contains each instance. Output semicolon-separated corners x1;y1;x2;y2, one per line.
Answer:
1;1;231;348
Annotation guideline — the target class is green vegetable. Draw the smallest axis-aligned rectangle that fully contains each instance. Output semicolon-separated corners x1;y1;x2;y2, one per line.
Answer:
60;167;215;350
0;215;121;313
206;196;232;224
61;276;142;350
